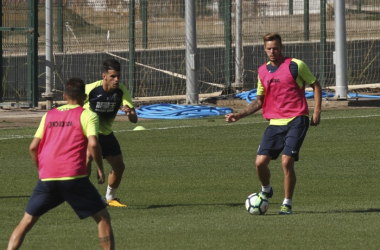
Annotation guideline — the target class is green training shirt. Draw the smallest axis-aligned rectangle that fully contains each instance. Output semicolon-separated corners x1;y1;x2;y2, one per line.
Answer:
84;80;134;135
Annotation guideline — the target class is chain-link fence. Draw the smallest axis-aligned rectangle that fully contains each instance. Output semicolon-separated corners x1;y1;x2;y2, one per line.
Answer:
2;0;380;104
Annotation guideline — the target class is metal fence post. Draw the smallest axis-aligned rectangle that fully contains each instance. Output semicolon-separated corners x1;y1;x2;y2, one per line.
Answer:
289;0;293;15
185;0;199;104
234;0;243;88
43;0;54;110
320;0;326;87
334;0;348;99
356;0;362;12
141;0;148;49
0;0;3;103
27;0;38;107
304;0;309;41
180;0;185;18
129;0;136;97
57;0;63;53
224;0;231;89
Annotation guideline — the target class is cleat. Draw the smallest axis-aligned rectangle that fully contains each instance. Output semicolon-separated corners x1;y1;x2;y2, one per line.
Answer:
279;205;292;215
106;198;127;207
261;187;273;198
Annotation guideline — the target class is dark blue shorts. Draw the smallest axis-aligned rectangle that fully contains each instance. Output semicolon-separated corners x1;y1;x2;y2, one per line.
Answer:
257;116;310;161
26;177;107;219
98;132;122;158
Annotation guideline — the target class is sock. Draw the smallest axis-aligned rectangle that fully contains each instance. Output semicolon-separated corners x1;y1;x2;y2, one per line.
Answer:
283;198;292;208
106;185;117;201
261;184;272;193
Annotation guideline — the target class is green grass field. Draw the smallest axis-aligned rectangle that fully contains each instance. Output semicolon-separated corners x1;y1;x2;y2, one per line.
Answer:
1;108;380;249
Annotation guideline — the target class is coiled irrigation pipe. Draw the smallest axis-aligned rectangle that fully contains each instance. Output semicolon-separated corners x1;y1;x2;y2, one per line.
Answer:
118;90;380;119
235;89;380;103
118;104;233;119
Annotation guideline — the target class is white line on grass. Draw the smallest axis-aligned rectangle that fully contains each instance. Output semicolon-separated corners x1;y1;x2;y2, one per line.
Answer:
2;114;380;140
0;135;34;141
115;114;380;133
113;120;268;133
325;114;380;119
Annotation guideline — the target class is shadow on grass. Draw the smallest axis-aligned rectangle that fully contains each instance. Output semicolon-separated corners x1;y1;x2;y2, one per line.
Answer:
141;205;380;215
125;201;281;210
0;196;30;199
350;208;380;213
146;203;243;209
297;208;380;214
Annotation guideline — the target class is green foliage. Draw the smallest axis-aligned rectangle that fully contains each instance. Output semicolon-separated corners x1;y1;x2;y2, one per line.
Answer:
1;109;380;249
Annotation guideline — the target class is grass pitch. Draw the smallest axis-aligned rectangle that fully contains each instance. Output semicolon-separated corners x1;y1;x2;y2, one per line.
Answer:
1;108;380;249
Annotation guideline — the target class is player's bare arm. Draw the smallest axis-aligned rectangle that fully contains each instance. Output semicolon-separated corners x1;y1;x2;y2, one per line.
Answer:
29;137;41;169
310;81;322;126
122;105;138;123
88;135;105;184
225;95;264;123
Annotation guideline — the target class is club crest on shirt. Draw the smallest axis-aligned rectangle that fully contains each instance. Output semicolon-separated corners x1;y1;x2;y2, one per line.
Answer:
107;93;118;101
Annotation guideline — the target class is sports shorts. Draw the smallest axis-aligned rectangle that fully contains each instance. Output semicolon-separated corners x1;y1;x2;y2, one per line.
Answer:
257;115;309;161
98;132;122;158
26;177;107;219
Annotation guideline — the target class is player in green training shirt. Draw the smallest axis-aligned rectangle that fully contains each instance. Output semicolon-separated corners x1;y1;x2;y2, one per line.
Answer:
84;59;138;207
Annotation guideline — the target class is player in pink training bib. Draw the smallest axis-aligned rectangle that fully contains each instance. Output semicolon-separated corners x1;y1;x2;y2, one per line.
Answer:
225;33;322;215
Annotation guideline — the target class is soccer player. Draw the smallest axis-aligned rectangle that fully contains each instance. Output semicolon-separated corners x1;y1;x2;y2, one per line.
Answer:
225;33;322;215
85;58;138;207
7;78;115;250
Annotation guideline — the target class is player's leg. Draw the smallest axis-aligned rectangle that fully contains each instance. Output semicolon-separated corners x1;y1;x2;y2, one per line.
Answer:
8;180;63;249
279;155;296;215
256;125;286;198
105;154;126;207
92;208;115;250
279;115;309;214
62;177;114;249
98;133;127;207
255;155;272;187
281;154;296;200
106;154;125;190
7;213;39;250
256;155;273;198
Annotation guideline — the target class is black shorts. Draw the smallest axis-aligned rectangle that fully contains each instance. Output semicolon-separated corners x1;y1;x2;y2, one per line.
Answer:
257;115;309;161
98;132;122;158
26;178;107;219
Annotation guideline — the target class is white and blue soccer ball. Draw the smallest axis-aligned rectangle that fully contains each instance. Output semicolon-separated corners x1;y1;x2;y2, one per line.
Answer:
245;193;269;215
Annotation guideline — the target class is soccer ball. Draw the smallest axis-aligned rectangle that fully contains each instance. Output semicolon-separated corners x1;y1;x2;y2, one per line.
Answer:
245;193;269;215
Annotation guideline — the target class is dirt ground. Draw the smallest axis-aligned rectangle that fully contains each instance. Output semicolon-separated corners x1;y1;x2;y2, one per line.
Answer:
0;108;133;129
0;109;44;129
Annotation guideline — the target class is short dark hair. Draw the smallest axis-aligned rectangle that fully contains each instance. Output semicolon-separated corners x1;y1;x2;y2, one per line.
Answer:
263;33;282;45
101;58;121;73
64;78;85;100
